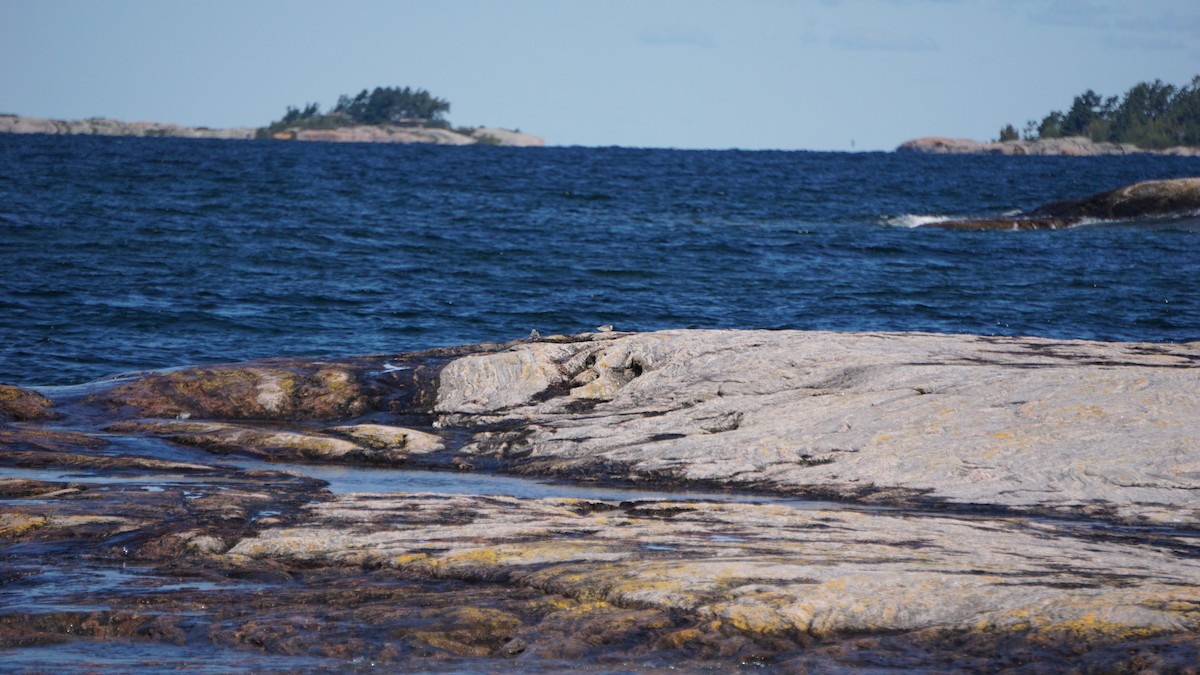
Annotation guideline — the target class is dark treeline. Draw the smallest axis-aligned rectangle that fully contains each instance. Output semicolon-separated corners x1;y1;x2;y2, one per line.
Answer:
259;86;453;138
998;75;1200;149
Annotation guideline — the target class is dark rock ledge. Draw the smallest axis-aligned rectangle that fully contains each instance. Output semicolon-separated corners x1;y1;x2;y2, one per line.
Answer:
919;177;1200;230
2;329;1199;670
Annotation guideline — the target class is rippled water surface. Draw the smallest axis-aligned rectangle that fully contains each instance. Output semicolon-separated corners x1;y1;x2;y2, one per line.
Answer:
2;135;1198;385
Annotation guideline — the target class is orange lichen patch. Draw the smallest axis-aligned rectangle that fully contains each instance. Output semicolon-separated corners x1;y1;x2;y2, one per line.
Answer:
0;512;49;538
410;607;525;657
657;627;705;649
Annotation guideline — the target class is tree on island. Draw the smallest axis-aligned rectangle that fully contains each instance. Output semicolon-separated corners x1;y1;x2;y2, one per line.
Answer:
258;86;453;138
998;75;1200;149
332;87;449;125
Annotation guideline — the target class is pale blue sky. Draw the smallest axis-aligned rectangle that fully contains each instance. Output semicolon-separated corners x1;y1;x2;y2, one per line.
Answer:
2;0;1197;150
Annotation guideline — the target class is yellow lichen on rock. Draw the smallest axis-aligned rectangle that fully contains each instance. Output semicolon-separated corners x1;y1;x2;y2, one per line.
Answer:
0;512;48;538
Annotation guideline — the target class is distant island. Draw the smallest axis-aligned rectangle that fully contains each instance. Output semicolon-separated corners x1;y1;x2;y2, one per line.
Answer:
900;75;1200;156
0;85;543;147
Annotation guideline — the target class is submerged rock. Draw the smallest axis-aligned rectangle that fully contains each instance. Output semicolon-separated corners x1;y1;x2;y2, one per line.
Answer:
921;177;1200;230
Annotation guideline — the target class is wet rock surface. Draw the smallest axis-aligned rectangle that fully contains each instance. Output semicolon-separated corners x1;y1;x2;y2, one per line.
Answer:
2;330;1199;670
0;385;60;422
920;177;1200;230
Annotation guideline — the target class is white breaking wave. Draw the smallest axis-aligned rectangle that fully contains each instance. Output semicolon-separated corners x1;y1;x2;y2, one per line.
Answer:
881;214;955;228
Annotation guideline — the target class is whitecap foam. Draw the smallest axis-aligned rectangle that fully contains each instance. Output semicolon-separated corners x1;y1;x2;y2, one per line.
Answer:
881;214;955;228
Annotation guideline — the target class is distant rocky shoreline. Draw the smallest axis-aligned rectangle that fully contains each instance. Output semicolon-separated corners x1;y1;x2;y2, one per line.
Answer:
898;135;1200;156
0;113;544;146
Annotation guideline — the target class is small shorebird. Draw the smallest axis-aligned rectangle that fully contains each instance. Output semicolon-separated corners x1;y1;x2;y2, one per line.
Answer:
529;329;540;339
596;324;614;333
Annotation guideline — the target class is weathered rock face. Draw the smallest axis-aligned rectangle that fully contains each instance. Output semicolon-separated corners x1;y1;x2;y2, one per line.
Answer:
920;177;1200;230
229;491;1200;663
435;330;1200;525
898;135;1200;157
4;329;1200;669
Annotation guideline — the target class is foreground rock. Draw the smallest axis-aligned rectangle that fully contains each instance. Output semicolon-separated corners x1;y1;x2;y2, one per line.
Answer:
898;135;1200;156
4;466;1196;669
437;330;1200;525
918;177;1200;230
229;492;1200;668
81;329;1200;522
3;329;1200;669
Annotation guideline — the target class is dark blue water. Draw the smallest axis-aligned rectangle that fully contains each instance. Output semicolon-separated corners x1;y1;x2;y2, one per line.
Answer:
2;134;1198;386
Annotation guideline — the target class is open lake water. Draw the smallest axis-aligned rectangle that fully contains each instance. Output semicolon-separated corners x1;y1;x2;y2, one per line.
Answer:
2;133;1200;671
1;134;1198;386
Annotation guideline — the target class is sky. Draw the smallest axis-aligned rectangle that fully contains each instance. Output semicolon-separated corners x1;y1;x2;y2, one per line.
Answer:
2;0;1198;151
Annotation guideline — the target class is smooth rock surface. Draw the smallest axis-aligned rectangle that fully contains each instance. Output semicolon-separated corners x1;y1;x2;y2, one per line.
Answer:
435;330;1200;524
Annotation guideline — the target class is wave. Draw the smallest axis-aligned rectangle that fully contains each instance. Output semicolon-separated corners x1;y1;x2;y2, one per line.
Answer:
883;210;1200;231
880;214;955;228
